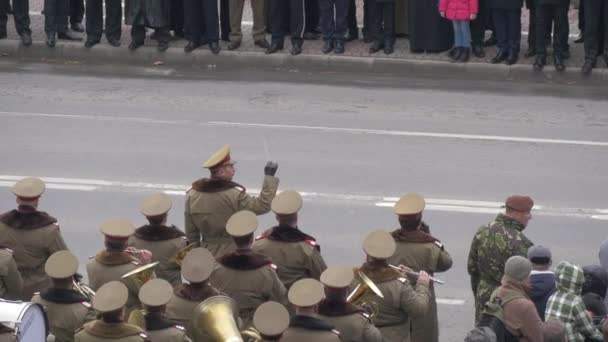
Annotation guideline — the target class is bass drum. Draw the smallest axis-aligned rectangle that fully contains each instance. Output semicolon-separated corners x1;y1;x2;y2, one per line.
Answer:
0;299;49;341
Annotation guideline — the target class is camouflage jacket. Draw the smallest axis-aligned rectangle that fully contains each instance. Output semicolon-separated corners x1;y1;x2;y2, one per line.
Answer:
467;213;533;294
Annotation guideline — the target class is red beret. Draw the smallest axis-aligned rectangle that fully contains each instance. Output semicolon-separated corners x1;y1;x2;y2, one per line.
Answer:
505;195;534;212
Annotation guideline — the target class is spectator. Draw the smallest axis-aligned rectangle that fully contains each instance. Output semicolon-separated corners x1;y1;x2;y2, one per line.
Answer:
542;319;568;342
439;0;478;62
528;245;556;320
545;261;604;342
582;292;606;327
582;265;608;299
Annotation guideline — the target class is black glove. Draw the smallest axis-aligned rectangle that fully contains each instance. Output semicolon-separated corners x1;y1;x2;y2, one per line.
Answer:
264;161;278;176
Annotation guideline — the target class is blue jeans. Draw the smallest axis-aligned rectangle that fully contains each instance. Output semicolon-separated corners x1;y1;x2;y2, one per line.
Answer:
452;20;472;47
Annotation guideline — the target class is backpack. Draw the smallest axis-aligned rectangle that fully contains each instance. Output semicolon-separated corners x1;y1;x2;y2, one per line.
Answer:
477;292;526;342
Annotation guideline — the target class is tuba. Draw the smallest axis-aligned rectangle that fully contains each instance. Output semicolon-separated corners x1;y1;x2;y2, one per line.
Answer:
192;295;262;342
72;273;95;301
121;262;159;292
347;271;384;319
173;242;198;266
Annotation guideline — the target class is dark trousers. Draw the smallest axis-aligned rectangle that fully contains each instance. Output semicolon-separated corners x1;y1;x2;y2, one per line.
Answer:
170;0;184;34
270;0;304;42
370;0;394;43
578;0;584;33
304;0;319;32
220;0;230;39
44;0;69;33
583;0;607;61
85;0;121;41
131;25;170;44
470;0;491;45
0;0;30;34
320;0;349;41
492;8;521;53
184;0;219;42
69;0;83;24
527;4;552;49
536;2;569;56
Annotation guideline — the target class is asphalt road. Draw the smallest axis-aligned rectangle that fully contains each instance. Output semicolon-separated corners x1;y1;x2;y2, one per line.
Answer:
1;62;607;341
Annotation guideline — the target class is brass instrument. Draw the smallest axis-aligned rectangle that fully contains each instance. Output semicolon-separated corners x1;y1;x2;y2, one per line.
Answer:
127;309;146;329
72;281;96;301
173;242;198;266
347;271;384;319
388;264;445;285
193;295;262;342
121;262;159;291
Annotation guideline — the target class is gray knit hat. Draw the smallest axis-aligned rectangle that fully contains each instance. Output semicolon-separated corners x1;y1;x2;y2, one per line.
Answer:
504;256;532;281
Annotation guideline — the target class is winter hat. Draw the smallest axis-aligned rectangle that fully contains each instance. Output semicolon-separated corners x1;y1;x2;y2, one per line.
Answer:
465;327;497;342
504;256;532;281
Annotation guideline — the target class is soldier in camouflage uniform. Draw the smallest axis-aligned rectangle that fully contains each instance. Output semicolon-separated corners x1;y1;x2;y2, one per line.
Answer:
467;195;535;323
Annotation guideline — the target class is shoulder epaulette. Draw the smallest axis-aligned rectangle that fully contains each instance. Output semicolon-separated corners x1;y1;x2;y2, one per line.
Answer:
304;239;317;247
255;234;268;241
267;263;277;270
81;302;92;308
131;260;141;266
174;325;185;331
397;277;408;284
361;312;371;321
1;247;14;254
74;327;84;334
139;332;150;341
433;241;444;250
331;329;341;336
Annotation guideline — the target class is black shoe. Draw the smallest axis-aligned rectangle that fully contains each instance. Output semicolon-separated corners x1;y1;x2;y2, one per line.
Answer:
490;51;508;63
524;48;536;58
581;60;595;75
334;40;345;54
128;41;143;50
449;47;462;62
184;40;201;53
321;40;334;54
383;43;394;55
107;38;121;47
254;39;270;49
20;33;32;46
363;33;373;43
209;41;220;54
303;32;319;40
290;40;303;55
459;48;470;62
84;39;99;48
533;55;546;71
554;55;565;71
227;40;241;50
574;34;584;43
158;41;169;52
266;42;283;54
71;23;84;33
472;45;485;58
369;41;383;53
345;31;358;42
58;31;83;41
506;52;518;65
46;33;56;47
483;35;497;47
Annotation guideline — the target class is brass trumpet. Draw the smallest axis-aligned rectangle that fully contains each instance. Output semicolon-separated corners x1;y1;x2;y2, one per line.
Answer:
173;242;198;266
193;295;262;342
72;281;96;301
121;262;159;291
347;271;384;319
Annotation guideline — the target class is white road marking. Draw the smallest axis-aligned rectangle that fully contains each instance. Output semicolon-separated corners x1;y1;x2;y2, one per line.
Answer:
436;298;466;305
0;175;606;220
2;111;607;147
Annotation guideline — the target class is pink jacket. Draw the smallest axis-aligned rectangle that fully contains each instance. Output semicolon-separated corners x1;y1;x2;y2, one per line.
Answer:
439;0;478;20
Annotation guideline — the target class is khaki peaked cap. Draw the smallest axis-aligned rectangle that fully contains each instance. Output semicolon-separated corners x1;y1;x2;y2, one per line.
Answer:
100;218;135;239
45;250;79;279
140;192;172;217
139;278;173;307
394;193;426;215
254;301;290;337
203;145;234;168
182;247;215;283
226;210;258;237
320;266;355;289
288;278;324;307
12;177;45;198
363;230;396;259
271;190;303;215
93;281;128;313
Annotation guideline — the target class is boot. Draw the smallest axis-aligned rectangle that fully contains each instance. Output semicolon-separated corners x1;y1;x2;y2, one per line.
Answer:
459;47;470;62
184;40;201;53
553;54;565;71
209;41;220;54
334;40;345;54
581;60;595;75
447;47;459;58
290;39;303;55
46;32;57;47
532;55;546;71
20;33;32;46
449;47;462;62
71;23;84;33
227;40;241;50
84;39;99;48
491;51;508;63
472;45;485;58
266;41;284;54
158;40;169;52
321;40;334;54
524;47;536;58
128;40;143;50
506;51;518;65
383;40;394;54
369;41;383;53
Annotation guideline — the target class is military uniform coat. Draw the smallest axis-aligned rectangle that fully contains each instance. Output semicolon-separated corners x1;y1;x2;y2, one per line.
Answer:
358;264;431;342
253;225;327;289
128;224;187;287
388;225;453;342
142;313;192;342
0;324;17;342
165;284;221;341
467;213;533;323
0;248;23;300
209;251;288;327
86;251;142;319
185;176;279;257
31;289;97;342
75;321;149;342
318;301;383;342
281;315;342;342
0;206;68;300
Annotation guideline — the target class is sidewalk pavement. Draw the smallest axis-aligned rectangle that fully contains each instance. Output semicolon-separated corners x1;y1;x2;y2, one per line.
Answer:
1;1;607;82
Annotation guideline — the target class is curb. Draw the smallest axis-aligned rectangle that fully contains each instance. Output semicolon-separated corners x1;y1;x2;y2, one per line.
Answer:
1;40;606;84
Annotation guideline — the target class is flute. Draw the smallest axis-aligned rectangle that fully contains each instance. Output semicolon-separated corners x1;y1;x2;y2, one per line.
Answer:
389;264;445;285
